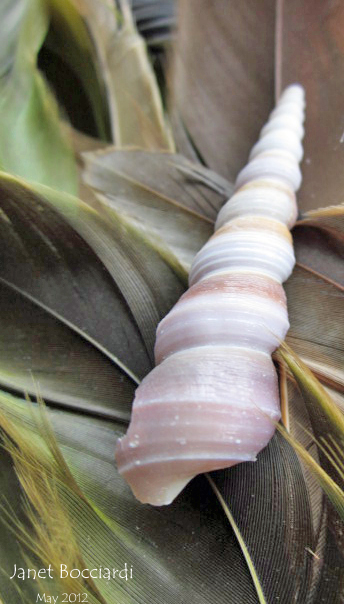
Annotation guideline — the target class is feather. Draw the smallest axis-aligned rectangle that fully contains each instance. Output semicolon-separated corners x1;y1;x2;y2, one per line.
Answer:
115;84;306;505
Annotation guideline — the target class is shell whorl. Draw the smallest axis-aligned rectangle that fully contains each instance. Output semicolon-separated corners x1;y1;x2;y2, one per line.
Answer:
115;84;306;506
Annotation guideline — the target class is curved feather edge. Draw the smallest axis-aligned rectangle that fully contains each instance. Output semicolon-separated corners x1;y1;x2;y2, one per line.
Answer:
207;475;267;604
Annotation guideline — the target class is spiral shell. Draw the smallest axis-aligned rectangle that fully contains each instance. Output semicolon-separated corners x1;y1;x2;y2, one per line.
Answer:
116;84;305;505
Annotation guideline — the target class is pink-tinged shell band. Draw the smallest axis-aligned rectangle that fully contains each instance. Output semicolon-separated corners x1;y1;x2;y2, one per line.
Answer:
115;84;306;505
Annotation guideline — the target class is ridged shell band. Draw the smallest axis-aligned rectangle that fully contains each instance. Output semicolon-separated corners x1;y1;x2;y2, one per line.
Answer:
115;84;306;506
189;217;295;285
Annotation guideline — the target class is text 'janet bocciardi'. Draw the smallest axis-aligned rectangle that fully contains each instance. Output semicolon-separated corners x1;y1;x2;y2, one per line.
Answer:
10;563;133;581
